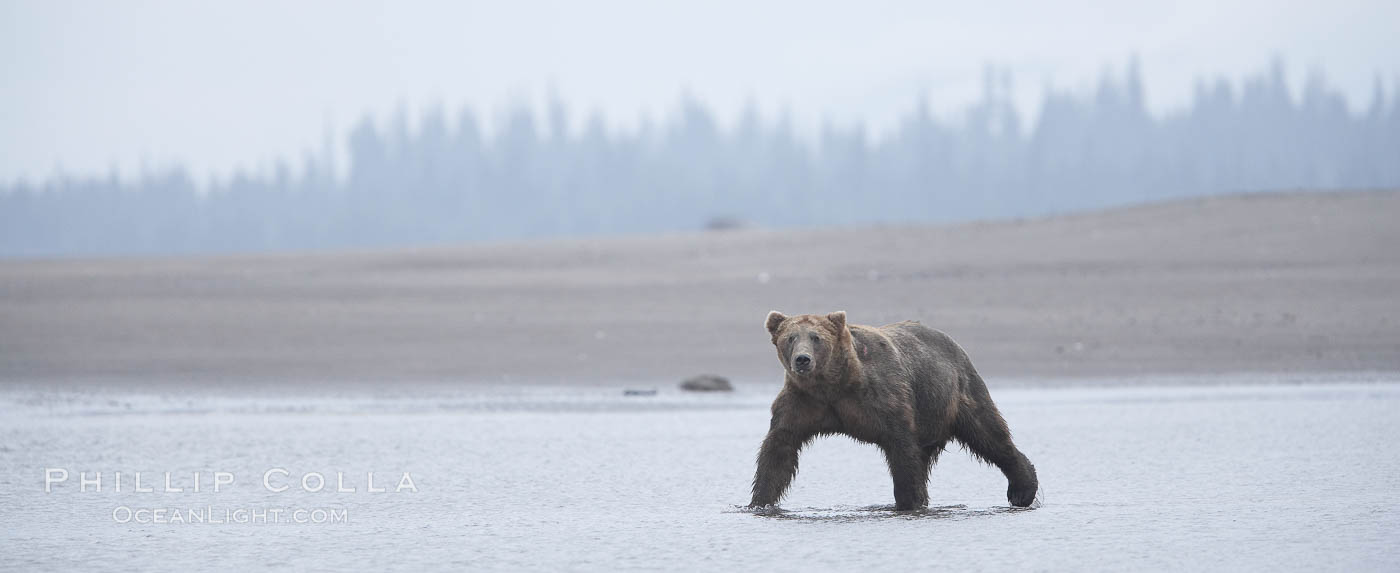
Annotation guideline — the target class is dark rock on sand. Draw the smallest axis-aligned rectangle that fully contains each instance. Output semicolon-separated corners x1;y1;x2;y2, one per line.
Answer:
680;374;733;392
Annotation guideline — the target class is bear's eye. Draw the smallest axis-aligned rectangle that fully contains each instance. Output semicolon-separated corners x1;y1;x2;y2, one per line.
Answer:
810;335;820;344
788;334;797;344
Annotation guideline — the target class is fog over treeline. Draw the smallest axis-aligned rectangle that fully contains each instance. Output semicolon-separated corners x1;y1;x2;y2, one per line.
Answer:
2;61;1397;257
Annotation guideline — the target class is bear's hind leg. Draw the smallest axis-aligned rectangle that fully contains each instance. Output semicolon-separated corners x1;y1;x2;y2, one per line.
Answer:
953;409;1038;508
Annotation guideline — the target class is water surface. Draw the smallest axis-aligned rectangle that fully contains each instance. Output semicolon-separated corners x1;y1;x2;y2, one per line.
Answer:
2;376;1397;570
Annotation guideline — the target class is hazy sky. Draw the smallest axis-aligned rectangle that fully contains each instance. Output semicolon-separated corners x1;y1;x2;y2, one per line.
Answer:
2;0;1397;184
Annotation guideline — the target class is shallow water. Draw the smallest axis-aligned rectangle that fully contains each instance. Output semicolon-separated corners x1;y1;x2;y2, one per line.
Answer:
2;376;1398;571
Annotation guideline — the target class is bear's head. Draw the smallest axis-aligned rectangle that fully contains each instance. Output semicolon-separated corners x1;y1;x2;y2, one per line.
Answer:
765;310;852;379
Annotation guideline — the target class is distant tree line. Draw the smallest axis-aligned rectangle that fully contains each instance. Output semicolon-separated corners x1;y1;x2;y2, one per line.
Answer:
2;61;1397;256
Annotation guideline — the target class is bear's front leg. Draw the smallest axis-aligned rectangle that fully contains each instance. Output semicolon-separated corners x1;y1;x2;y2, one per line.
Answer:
749;390;830;508
881;436;929;511
748;426;805;508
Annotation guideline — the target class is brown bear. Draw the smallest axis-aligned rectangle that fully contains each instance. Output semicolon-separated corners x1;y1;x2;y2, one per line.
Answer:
748;310;1038;510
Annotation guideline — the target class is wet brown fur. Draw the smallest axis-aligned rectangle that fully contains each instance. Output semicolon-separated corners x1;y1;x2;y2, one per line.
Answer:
749;310;1039;510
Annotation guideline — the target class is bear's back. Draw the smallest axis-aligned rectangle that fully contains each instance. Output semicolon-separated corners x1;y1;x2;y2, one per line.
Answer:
853;320;975;381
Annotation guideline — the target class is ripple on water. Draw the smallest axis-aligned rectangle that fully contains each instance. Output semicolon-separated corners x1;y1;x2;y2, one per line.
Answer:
730;502;1041;522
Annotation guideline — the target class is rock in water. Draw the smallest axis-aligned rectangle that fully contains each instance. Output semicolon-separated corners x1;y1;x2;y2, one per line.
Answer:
680;374;733;392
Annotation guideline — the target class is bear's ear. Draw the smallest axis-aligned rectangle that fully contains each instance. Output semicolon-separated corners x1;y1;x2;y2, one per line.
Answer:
826;310;847;330
765;311;787;336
